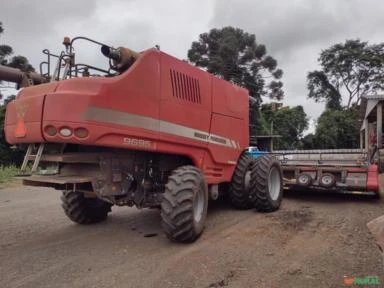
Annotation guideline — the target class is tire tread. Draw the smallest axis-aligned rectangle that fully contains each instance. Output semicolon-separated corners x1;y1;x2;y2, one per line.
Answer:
61;191;111;224
251;155;283;212
161;165;207;243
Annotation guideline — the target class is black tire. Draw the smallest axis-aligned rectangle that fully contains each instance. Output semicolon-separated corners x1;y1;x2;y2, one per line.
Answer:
161;166;208;243
61;191;112;224
250;155;283;212
228;153;255;209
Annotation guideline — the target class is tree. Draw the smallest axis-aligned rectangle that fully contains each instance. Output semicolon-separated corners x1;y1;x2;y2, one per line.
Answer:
261;104;308;150
0;22;33;74
314;107;359;149
0;22;13;67
307;39;384;108
251;104;269;137
0;22;34;165
188;27;284;103
0;95;24;166
302;133;316;150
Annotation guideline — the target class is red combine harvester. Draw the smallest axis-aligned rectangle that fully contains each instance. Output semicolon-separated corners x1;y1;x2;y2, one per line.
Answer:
1;37;283;242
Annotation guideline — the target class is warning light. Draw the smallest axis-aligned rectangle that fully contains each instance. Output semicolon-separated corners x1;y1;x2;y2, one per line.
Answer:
63;36;71;46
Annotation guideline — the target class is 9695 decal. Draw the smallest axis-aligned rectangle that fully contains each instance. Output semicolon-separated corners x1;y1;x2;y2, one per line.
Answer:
123;137;152;148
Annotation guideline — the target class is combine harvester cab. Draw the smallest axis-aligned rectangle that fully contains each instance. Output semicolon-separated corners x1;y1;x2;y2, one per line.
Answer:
2;36;284;243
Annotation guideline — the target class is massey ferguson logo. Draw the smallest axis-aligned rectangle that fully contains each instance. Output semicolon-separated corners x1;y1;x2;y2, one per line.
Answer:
15;102;28;118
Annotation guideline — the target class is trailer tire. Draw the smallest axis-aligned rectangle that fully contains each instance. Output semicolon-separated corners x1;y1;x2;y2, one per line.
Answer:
319;173;336;188
228;154;255;209
161;166;208;243
296;173;313;187
61;191;112;224
250;155;283;212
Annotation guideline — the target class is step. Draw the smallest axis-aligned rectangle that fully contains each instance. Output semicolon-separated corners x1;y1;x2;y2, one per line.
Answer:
26;153;106;164
19;175;94;185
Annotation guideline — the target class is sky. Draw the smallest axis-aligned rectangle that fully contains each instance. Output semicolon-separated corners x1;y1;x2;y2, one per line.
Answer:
1;0;384;133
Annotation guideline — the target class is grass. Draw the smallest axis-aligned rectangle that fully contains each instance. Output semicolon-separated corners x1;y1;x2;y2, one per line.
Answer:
0;165;19;185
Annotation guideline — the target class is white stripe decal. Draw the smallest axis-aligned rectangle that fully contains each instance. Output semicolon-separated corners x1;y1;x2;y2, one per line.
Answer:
83;107;239;149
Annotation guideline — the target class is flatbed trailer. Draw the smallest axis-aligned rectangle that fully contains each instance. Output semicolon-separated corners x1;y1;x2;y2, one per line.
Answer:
273;149;379;195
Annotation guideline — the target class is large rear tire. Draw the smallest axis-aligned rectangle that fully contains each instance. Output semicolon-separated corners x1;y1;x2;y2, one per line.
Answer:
250;155;283;212
228;154;255;209
61;191;112;224
161;166;208;243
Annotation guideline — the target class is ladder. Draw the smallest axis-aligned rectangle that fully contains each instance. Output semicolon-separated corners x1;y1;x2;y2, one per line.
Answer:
20;143;45;174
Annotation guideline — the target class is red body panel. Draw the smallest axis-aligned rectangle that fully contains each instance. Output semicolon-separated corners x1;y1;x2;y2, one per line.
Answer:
5;83;59;143
367;164;379;191
4;49;249;184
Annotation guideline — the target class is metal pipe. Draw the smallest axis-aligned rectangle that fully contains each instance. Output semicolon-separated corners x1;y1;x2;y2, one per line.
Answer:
0;65;24;83
0;65;46;85
101;45;120;61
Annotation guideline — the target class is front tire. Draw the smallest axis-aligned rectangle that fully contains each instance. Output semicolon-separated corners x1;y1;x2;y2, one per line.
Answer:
61;191;112;224
250;155;283;212
161;166;208;243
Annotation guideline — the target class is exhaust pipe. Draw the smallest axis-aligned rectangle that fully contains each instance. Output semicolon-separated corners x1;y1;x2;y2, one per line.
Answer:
101;45;121;62
100;45;140;72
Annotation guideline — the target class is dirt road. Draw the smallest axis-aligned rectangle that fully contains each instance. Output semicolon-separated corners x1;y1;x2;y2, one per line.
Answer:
0;185;383;288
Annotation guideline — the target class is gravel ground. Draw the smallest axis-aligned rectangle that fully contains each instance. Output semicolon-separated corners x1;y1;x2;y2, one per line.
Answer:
0;184;383;288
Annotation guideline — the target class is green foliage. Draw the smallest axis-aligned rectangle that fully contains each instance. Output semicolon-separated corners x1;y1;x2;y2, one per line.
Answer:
7;55;34;72
0;95;24;166
188;26;284;103
250;104;270;137
306;39;374;149
314;107;359;149
0;22;13;66
0;22;31;165
0;22;34;72
307;70;342;110
307;39;384;108
0;165;18;184
260;104;308;150
301;133;316;149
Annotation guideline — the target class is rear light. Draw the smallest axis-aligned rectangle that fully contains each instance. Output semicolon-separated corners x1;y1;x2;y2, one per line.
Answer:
74;127;89;138
44;125;57;136
59;127;72;137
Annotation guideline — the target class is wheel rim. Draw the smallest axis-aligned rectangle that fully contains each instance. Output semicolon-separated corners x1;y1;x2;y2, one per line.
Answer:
268;167;281;201
321;175;334;186
193;184;205;223
298;174;309;185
